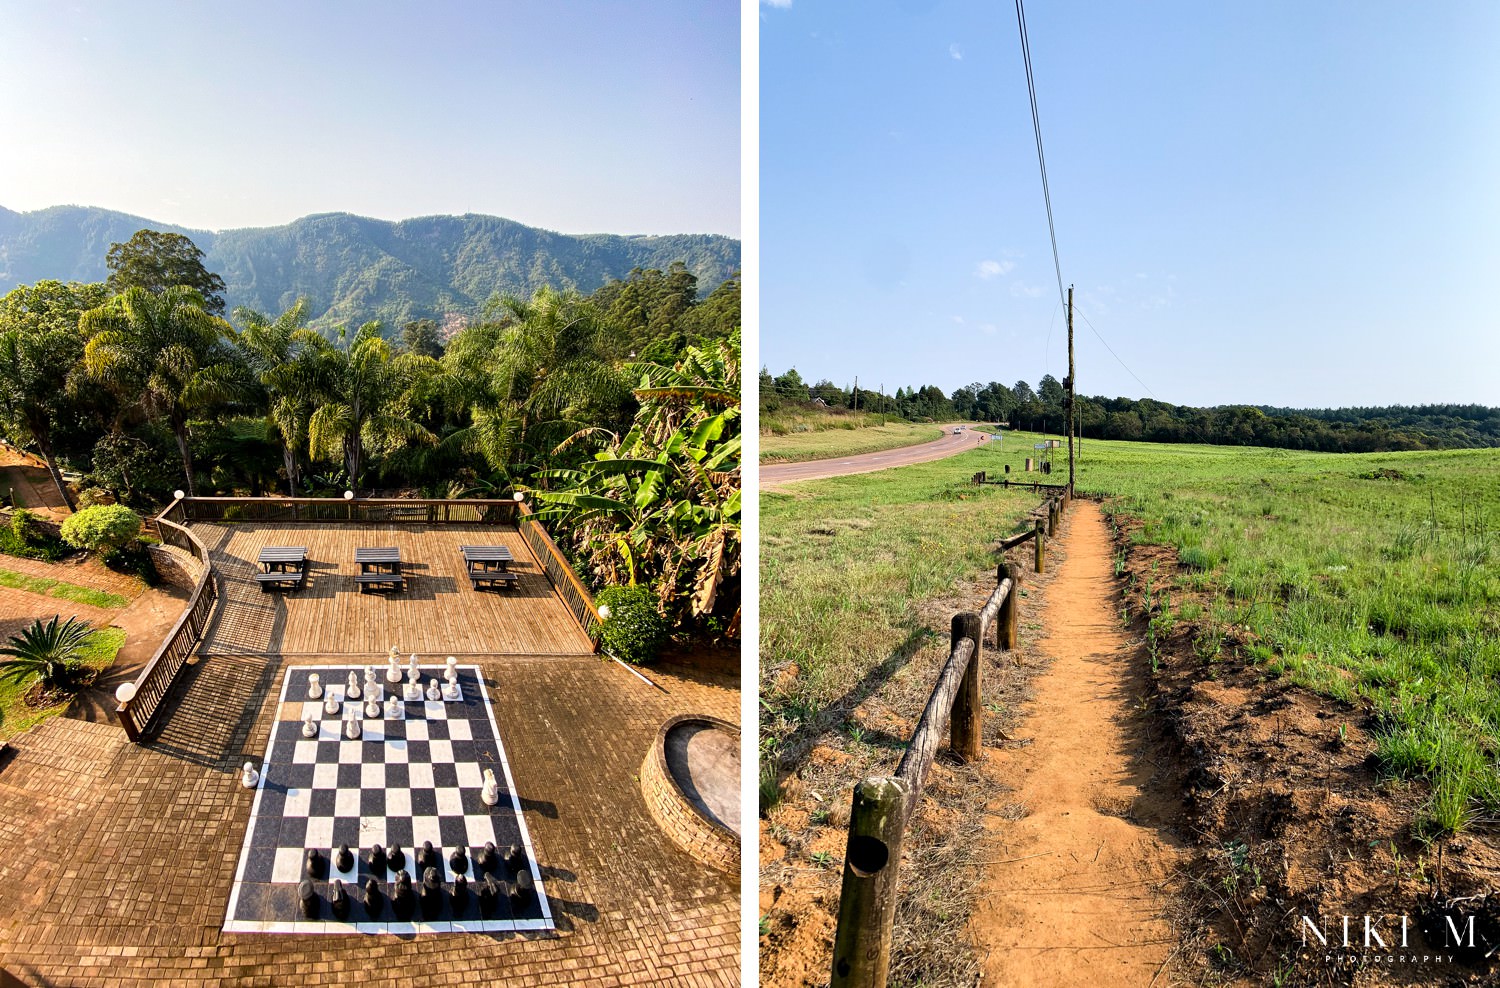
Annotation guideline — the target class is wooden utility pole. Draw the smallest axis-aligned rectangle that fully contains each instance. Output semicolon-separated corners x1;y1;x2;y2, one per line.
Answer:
1066;284;1076;496
853;376;859;413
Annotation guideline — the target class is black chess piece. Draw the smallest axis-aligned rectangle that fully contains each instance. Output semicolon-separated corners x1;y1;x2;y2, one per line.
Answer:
334;843;353;873
330;879;350;921
363;877;384;918
298;878;319;919
416;840;436;875
419;866;442;920
476;841;497;873
451;874;469;914
512;869;536;911
391;870;414;921
477;874;499;918
387;843;405;872
448;845;469;875
502;844;523;875
369;843;387;875
304;848;323;880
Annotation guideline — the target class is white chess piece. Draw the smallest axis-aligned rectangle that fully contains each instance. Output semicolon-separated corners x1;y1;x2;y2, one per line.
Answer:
408;653;419;679
480;768;499;806
384;695;401;720
443;665;458;684
323;694;339;716
445;655;458;678
346;670;361;701
365;666;378;690
443;679;461;701
386;654;402;684
307;673;323;700
344;718;362;740
301;716;318;738
404;666;421;701
240;761;259;788
364;697;381;719
426;678;442;702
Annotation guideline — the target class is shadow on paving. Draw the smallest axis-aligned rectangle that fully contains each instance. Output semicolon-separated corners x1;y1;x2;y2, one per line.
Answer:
142;653;284;769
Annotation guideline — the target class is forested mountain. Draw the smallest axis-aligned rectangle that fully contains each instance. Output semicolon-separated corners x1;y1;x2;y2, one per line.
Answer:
0;205;739;330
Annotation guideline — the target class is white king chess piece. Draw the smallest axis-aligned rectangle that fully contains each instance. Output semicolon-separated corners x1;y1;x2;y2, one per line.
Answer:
307;673;323;700
480;768;499;806
240;761;259;788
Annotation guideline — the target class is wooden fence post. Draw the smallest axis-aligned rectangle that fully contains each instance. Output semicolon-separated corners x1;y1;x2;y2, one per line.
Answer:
1047;499;1059;536
1034;519;1046;573
831;776;911;988
998;562;1019;651
949;611;983;762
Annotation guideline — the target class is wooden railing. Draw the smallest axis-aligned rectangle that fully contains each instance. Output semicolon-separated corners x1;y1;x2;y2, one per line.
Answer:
175;496;520;526
116;504;216;742
516;501;602;649
829;491;1071;988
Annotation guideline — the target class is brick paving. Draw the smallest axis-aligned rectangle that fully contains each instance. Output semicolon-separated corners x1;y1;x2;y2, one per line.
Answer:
0;654;741;985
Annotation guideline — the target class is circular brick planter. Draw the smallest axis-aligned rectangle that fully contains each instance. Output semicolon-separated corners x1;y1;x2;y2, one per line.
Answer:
640;714;740;873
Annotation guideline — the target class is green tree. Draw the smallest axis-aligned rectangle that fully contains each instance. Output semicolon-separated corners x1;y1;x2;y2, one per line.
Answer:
80;286;244;496
106;230;227;315
400;318;445;359
0;616;96;693
0;280;109;509
307;323;437;495
235;300;327;496
60;504;142;553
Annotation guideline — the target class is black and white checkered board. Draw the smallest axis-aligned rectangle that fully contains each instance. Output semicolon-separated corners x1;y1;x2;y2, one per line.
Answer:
224;664;553;934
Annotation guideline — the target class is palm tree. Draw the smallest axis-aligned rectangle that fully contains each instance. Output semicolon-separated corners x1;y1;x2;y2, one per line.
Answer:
307;323;437;495
0;616;95;693
235;300;326;497
80;286;244;496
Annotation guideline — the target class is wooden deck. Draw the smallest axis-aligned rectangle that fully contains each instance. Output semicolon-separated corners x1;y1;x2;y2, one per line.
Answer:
191;522;595;657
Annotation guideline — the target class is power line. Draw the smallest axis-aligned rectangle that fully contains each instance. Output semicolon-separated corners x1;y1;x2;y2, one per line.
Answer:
1014;0;1066;314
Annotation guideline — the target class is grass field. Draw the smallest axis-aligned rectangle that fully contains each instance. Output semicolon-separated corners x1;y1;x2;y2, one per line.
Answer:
0;626;127;739
760;421;946;464
1072;440;1500;833
0;569;130;610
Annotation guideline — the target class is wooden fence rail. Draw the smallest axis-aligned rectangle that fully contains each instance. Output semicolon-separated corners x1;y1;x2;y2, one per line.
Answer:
516;501;602;649
829;494;1068;988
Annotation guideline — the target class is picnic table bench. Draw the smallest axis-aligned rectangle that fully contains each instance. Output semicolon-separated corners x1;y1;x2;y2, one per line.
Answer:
355;546;405;592
460;545;519;590
256;546;308;592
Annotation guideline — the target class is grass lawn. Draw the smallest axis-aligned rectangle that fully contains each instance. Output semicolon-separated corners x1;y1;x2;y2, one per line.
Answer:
759;436;1049;775
0;568;130;610
0;626;127;740
1074;439;1500;834
761;421;946;464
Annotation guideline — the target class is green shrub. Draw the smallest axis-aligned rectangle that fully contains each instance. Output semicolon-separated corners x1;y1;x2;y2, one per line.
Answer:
596;584;669;665
60;504;142;554
103;540;160;586
0;509;66;561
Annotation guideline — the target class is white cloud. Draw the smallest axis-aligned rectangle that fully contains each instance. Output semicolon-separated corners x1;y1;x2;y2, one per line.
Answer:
949;43;963;60
951;315;966;325
978;322;998;336
762;0;792;7
1010;281;1044;298
976;259;1013;279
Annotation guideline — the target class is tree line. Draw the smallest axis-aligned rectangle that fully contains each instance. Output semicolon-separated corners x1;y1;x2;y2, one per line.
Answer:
0;229;741;633
762;367;1500;452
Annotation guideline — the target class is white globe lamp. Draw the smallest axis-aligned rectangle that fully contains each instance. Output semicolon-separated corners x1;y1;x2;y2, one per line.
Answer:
115;682;137;704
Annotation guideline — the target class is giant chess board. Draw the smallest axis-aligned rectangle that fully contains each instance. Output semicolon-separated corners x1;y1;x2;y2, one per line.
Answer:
224;663;553;933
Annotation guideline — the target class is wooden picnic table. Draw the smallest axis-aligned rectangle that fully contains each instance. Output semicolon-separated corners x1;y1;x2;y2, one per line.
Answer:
459;545;518;589
355;546;404;592
255;546;308;591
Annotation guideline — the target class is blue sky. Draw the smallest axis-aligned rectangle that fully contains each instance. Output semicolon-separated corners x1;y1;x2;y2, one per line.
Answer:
760;0;1500;408
0;1;739;236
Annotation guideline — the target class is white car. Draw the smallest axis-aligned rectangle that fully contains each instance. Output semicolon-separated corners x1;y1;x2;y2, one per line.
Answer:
952;427;963;435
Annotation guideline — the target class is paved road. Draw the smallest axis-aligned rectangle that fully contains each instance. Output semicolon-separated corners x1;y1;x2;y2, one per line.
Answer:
762;424;991;488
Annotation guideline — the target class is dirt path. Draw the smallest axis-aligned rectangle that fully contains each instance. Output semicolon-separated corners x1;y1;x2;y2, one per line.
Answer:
761;424;990;488
970;501;1186;986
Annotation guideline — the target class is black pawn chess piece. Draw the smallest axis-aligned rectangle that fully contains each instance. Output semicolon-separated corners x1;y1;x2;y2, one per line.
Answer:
476;841;497;873
416;840;436;875
449;845;469;875
477;874;499;918
512;869;536;911
391;870;414;920
387;843;405;872
451;874;469;914
502;844;523;875
369;843;387;875
298;878;319;919
305;848;324;880
419;866;442;920
334;843;353;874
330;879;350;921
363;877;384;918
